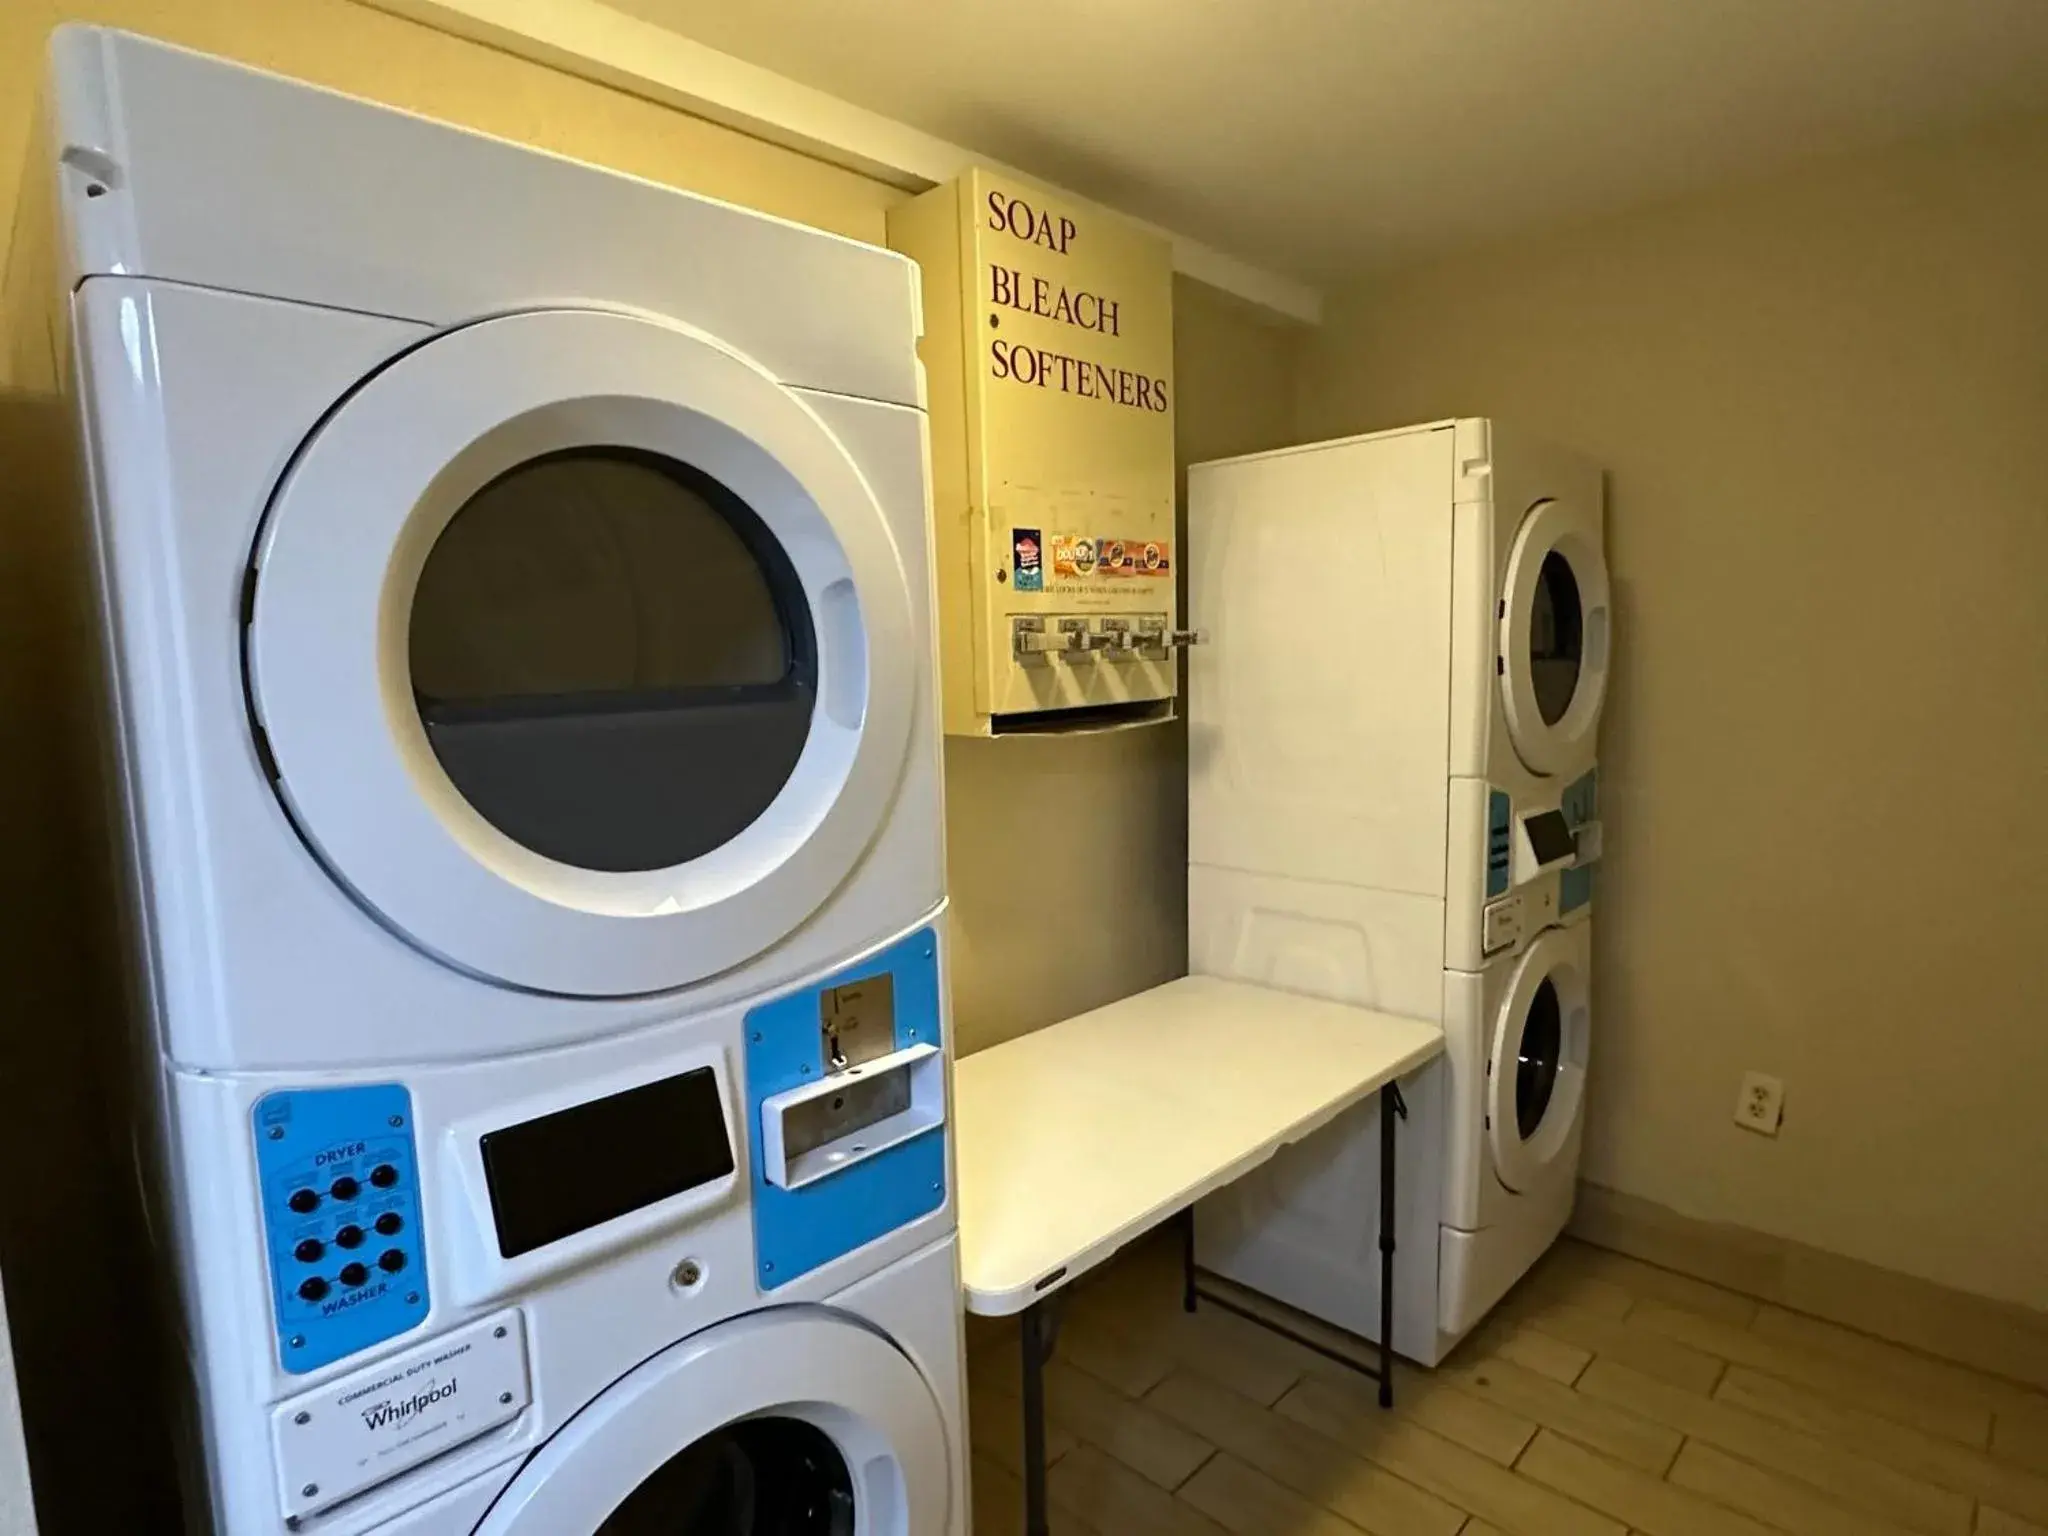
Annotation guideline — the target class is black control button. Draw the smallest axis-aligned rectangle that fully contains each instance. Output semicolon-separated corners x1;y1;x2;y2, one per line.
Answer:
297;1276;329;1302
287;1188;319;1214
373;1212;403;1237
329;1175;361;1201
334;1224;365;1250
377;1249;406;1274
338;1262;369;1289
368;1164;399;1190
293;1238;325;1264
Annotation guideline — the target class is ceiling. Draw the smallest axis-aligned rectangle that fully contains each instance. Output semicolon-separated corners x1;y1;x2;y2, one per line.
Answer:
611;0;2048;282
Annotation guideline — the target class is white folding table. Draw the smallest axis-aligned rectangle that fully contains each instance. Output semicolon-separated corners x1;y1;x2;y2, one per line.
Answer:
954;975;1444;1536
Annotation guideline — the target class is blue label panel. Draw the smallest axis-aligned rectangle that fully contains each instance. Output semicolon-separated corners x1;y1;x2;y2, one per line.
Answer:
1486;789;1513;897
252;1084;429;1373
745;927;945;1291
1560;769;1598;913
1562;768;1598;829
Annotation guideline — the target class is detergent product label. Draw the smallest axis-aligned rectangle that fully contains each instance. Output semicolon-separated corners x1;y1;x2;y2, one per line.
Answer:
1050;534;1098;578
1011;528;1044;591
1097;537;1171;578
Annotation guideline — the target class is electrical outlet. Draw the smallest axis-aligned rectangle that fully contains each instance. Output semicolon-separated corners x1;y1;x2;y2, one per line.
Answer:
1734;1071;1784;1136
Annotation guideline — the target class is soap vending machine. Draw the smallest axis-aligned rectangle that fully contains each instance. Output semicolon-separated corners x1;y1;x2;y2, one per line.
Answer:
889;167;1190;733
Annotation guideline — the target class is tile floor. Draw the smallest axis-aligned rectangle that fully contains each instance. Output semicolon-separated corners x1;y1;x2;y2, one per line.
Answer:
965;1234;2048;1535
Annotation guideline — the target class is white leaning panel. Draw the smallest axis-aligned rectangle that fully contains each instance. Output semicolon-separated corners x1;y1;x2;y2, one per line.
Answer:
1195;1058;1447;1363
46;26;922;407
1188;865;1446;1021
1188;426;1457;899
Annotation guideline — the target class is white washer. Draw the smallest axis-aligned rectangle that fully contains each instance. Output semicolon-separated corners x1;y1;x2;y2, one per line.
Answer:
1185;419;1607;1362
19;27;962;1534
1438;918;1592;1342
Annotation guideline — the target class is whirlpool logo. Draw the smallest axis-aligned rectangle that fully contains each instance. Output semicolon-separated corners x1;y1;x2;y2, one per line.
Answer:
359;1376;457;1432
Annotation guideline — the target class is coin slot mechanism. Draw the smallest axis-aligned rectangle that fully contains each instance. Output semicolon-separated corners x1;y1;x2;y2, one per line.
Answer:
759;1043;943;1191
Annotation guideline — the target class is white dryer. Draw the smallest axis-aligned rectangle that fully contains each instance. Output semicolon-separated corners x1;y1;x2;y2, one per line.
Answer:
19;27;962;1534
1186;419;1607;1363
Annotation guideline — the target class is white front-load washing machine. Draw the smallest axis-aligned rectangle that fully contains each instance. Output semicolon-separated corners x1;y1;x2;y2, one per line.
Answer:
1185;419;1608;1363
17;27;963;1534
1438;914;1592;1341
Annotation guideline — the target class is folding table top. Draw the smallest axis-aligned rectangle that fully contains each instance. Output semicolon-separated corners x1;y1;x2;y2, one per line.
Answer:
954;975;1444;1316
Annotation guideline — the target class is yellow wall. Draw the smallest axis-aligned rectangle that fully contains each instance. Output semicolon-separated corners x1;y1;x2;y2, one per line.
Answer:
0;4;1300;1526
1296;116;2048;1311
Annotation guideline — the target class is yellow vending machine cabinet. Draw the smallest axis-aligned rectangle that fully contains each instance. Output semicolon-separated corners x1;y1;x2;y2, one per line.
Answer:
890;169;1182;735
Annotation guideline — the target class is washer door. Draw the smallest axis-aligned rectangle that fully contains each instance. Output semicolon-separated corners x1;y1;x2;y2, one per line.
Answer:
1487;928;1590;1193
247;309;917;996
477;1310;949;1534
1497;496;1610;776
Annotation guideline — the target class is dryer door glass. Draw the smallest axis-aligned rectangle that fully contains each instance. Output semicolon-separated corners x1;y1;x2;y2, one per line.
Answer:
1515;977;1564;1139
1528;553;1583;727
410;450;816;873
597;1417;854;1534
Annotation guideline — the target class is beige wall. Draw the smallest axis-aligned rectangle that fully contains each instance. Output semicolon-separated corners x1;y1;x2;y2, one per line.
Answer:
1297;117;2048;1311
0;4;1300;1526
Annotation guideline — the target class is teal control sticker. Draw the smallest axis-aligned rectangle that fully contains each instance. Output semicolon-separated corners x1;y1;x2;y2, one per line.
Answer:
1560;768;1598;913
1486;790;1513;898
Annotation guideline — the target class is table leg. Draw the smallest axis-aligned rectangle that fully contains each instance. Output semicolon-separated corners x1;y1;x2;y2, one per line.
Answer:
1020;1300;1051;1536
1377;1079;1405;1409
1181;1205;1198;1314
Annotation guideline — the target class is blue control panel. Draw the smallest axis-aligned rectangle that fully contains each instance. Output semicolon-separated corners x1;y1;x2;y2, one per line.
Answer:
1486;789;1513;897
252;1084;429;1373
1560;768;1599;914
745;927;945;1291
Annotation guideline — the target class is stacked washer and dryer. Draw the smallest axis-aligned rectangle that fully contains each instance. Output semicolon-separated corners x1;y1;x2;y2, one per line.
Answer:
1187;419;1609;1364
22;28;964;1536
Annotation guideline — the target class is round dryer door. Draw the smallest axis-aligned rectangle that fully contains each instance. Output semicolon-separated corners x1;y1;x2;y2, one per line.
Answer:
475;1311;950;1534
1487;927;1590;1193
246;309;919;996
1497;495;1610;776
